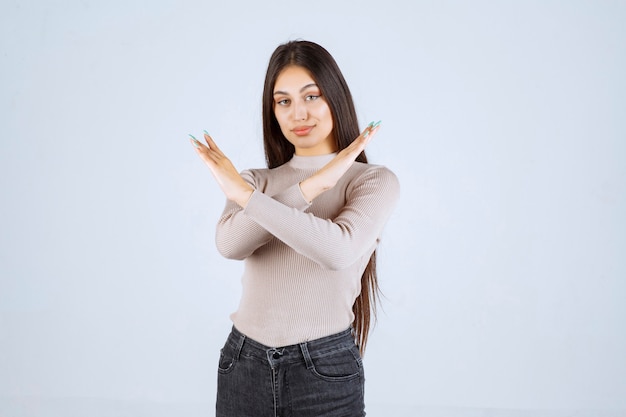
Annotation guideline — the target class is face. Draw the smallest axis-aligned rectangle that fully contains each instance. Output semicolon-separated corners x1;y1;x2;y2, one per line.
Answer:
273;65;336;156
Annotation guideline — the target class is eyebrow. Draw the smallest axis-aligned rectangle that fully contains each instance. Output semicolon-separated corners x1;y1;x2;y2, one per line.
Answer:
273;83;319;96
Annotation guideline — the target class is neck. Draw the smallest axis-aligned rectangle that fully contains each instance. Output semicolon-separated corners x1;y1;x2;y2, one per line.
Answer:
288;152;337;169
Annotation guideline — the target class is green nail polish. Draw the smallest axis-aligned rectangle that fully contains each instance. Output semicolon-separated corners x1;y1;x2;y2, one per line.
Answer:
373;120;382;128
367;121;374;128
203;130;210;136
189;134;201;148
363;130;370;138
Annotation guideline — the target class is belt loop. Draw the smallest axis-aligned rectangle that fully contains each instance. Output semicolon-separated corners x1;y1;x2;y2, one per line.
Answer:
299;342;314;370
234;332;245;360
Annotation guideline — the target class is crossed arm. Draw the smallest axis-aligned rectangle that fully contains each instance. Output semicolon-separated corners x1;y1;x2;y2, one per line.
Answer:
190;124;398;268
190;124;379;207
214;165;399;269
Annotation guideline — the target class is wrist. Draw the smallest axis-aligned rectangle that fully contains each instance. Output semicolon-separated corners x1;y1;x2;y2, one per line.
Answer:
298;181;313;204
234;187;254;208
299;175;331;203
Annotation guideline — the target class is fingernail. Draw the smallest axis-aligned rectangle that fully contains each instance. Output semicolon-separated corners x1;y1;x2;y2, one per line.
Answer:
203;130;210;136
367;121;374;128
189;134;201;148
373;120;382;128
363;130;370;138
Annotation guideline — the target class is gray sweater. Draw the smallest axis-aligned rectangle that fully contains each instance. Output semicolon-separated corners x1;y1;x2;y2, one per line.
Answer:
216;153;400;347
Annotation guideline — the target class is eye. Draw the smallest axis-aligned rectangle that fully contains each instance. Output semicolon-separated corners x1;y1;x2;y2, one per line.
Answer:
276;98;290;106
305;94;320;101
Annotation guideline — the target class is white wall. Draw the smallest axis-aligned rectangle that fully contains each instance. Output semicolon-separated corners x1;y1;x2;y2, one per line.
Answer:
1;0;625;416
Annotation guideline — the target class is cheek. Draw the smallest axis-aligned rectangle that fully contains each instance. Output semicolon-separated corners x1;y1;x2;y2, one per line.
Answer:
321;106;334;129
273;110;288;130
315;102;333;124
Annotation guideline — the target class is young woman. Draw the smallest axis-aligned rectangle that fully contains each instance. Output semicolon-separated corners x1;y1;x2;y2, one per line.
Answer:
190;40;399;417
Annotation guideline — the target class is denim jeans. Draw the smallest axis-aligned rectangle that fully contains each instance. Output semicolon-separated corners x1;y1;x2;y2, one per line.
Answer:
216;326;365;417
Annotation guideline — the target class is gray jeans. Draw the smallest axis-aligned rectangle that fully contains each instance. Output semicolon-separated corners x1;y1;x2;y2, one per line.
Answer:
216;326;365;417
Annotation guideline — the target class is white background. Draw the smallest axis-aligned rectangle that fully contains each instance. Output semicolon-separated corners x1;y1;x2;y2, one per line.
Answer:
1;0;625;416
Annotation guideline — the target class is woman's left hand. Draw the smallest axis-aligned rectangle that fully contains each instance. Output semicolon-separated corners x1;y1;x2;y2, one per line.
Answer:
299;121;380;202
190;132;254;207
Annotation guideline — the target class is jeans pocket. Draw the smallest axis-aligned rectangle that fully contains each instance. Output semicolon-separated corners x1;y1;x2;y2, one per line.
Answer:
308;346;362;382
217;344;237;374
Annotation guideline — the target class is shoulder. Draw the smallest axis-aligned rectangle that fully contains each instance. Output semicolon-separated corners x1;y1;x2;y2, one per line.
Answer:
240;166;272;181
240;164;293;188
238;168;261;189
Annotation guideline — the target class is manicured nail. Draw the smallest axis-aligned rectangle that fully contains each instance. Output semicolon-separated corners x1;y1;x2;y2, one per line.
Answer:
373;120;382;128
363;130;370;138
189;134;201;148
203;130;210;136
367;121;374;128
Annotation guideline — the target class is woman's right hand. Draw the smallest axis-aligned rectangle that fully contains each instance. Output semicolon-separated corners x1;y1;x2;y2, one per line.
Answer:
299;121;381;203
190;131;254;208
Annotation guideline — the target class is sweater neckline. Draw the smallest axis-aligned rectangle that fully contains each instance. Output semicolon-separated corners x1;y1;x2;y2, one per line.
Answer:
287;153;337;170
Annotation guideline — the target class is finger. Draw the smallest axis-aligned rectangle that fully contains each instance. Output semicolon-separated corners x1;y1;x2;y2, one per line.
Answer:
190;134;223;168
362;121;381;145
339;136;369;160
365;124;380;141
356;121;380;144
345;125;374;153
189;134;206;149
342;122;379;157
203;131;226;157
362;120;381;138
360;121;374;137
198;146;224;167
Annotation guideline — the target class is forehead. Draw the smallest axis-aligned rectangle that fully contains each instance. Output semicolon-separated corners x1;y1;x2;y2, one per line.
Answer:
274;66;317;92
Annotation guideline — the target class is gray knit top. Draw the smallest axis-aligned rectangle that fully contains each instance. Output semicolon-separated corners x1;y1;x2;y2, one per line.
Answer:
215;153;400;347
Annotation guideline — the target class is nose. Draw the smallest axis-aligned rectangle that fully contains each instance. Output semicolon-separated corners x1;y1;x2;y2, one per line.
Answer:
293;101;307;121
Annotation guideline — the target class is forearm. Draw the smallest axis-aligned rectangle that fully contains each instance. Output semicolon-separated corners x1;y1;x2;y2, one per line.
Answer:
299;122;379;203
243;166;400;269
215;182;312;259
298;175;333;203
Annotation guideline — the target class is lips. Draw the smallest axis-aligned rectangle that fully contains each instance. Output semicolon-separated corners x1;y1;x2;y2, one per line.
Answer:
292;125;314;136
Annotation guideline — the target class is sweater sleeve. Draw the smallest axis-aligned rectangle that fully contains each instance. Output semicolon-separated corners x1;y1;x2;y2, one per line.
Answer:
242;165;400;270
215;170;311;259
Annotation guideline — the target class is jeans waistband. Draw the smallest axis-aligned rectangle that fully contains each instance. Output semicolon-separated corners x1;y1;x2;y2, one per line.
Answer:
225;326;357;365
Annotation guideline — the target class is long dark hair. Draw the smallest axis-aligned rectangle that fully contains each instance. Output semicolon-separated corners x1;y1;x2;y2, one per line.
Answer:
261;40;380;354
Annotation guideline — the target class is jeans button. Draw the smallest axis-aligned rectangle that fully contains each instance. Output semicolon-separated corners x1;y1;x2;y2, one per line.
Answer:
272;352;280;359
